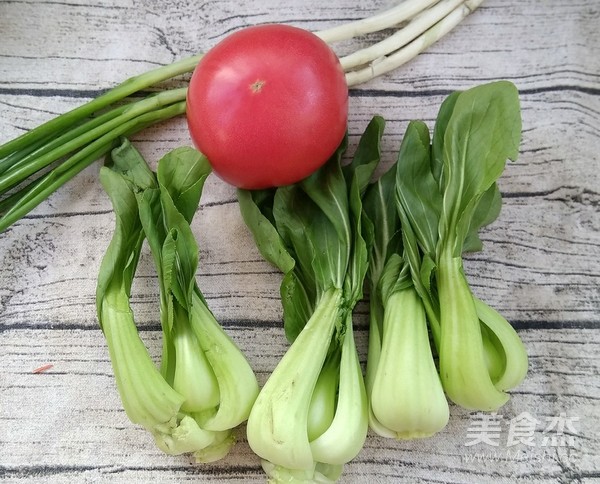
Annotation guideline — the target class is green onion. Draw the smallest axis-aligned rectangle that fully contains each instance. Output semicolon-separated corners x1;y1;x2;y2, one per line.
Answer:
0;100;186;231
0;1;484;232
0;55;201;159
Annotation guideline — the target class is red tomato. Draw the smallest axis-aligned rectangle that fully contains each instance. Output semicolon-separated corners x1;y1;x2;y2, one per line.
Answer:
186;24;348;189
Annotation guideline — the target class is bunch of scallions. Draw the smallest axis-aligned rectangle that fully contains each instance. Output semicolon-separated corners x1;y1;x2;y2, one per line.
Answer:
0;0;483;231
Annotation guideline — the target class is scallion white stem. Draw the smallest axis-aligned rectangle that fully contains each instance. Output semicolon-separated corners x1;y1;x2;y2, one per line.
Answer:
315;0;440;43
338;0;468;71
345;0;484;86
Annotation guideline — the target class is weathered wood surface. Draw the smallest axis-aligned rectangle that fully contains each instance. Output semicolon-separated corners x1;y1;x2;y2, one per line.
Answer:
0;0;599;483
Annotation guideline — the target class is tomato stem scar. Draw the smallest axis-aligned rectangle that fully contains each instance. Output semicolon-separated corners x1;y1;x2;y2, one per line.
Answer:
250;79;266;93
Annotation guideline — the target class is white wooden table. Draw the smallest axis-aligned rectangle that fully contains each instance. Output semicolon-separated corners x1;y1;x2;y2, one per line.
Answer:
1;1;599;482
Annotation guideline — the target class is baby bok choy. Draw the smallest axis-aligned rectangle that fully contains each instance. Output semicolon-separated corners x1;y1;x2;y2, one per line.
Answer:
362;160;449;440
394;81;528;411
237;117;385;483
361;81;528;441
96;139;258;461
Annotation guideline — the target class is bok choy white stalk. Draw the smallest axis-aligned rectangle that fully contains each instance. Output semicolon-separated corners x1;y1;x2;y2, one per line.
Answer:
96;140;258;461
238;117;385;483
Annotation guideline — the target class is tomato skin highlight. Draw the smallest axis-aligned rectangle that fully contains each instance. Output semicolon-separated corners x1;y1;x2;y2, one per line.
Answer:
186;24;348;189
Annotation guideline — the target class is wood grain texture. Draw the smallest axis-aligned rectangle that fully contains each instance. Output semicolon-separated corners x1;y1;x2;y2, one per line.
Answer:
1;0;599;482
1;328;599;483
